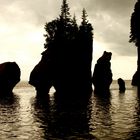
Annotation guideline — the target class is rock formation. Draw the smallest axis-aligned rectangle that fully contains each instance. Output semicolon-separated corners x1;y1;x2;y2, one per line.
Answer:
92;51;113;92
131;71;140;86
29;41;93;96
29;1;93;96
0;62;20;94
29;50;54;95
118;78;126;93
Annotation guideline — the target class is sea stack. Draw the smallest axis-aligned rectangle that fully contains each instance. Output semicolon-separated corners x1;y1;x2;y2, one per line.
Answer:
118;78;126;93
0;62;21;94
29;1;93;96
92;51;113;93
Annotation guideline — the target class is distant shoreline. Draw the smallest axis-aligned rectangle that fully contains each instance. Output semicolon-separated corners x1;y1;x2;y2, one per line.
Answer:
15;80;133;90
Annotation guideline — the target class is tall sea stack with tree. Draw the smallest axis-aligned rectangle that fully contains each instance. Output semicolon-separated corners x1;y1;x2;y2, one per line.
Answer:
29;0;93;96
129;0;140;86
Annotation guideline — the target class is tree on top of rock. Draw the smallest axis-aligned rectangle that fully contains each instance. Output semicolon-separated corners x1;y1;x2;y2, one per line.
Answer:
58;0;72;39
44;19;58;49
81;8;88;26
129;0;140;46
80;8;93;37
60;0;71;22
43;0;93;52
29;0;94;94
79;8;93;65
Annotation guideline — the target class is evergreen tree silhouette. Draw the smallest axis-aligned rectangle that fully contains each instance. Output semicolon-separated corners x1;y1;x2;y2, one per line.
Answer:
44;19;58;49
79;8;93;71
81;8;88;25
129;0;140;86
60;0;71;22
71;15;79;40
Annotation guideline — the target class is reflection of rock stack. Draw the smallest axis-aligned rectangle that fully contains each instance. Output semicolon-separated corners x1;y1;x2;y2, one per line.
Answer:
0;62;20;93
33;92;94;139
92;51;113;92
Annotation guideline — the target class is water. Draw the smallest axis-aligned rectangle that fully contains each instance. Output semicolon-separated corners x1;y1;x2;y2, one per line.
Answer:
0;81;140;139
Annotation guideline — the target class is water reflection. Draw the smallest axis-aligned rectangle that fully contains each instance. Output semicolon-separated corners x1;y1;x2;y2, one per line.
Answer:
33;92;96;139
110;89;138;139
129;87;140;139
32;96;50;139
0;94;20;139
1;82;140;139
90;91;112;139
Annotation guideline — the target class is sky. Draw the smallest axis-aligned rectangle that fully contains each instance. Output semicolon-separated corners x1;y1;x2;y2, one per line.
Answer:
0;0;138;80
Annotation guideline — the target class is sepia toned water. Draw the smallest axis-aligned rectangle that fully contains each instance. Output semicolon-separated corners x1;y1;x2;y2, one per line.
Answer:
0;81;140;139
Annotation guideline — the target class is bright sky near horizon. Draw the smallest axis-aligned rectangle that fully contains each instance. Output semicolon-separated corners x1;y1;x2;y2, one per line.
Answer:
0;0;137;80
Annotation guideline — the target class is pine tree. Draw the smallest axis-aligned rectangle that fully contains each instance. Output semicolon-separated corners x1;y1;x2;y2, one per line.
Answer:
44;19;58;48
81;8;88;26
79;8;93;41
80;8;93;36
79;8;93;84
72;14;78;29
44;0;72;49
69;14;78;40
60;0;71;21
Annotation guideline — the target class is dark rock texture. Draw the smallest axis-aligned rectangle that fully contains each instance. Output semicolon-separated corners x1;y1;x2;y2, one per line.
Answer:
118;78;126;93
29;45;93;96
92;51;113;92
131;71;140;86
0;62;20;93
29;50;54;96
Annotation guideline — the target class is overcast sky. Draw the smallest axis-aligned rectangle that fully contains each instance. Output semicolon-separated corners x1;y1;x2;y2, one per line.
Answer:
0;0;137;80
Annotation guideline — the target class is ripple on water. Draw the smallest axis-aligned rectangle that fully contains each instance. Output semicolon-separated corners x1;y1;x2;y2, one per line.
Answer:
0;81;140;139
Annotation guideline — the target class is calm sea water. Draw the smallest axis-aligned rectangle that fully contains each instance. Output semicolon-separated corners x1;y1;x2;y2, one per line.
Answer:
0;81;140;140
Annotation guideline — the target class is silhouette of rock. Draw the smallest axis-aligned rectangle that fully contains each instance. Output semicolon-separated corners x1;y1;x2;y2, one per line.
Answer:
29;50;54;96
0;62;20;94
118;78;126;93
29;46;93;96
29;1;93;96
131;71;140;86
92;51;113;92
129;0;140;87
